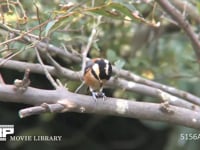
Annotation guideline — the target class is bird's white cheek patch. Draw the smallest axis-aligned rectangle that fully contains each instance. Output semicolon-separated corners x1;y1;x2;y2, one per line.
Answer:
92;63;100;77
104;63;109;75
116;100;128;114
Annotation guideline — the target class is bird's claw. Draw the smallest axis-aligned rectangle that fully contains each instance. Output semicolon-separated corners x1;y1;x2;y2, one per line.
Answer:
92;92;106;102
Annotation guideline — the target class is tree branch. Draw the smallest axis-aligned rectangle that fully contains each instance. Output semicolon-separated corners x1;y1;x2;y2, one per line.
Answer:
1;58;200;112
0;23;81;63
35;48;59;89
0;84;200;129
19;103;65;118
107;77;199;112
1;23;200;106
169;0;200;24
156;0;200;60
0;58;80;80
113;67;200;106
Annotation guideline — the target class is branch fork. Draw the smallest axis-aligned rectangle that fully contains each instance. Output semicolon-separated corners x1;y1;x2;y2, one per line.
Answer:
13;68;31;93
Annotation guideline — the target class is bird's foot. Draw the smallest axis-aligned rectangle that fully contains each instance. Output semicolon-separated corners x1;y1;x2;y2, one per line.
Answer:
92;92;106;102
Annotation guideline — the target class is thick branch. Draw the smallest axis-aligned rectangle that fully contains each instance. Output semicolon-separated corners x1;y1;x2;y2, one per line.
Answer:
0;58;80;81
114;68;200;106
108;77;199;111
156;0;200;60
0;84;200;129
1;58;199;112
1;23;200;105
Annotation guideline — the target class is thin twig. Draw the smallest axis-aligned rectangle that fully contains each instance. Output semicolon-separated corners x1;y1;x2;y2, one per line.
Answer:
0;23;81;62
76;16;102;93
0;47;25;66
34;2;42;40
45;52;63;73
19;103;65;118
0;34;24;46
35;48;59;89
170;0;200;24
0;19;50;45
156;0;200;61
81;16;102;76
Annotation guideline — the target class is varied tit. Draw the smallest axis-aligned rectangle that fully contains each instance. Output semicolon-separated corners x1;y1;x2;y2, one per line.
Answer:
83;58;112;101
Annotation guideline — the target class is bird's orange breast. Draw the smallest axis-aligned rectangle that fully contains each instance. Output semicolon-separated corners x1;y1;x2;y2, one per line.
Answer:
84;70;106;91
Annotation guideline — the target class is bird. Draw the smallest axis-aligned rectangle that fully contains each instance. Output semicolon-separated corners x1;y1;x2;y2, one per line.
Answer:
83;58;112;101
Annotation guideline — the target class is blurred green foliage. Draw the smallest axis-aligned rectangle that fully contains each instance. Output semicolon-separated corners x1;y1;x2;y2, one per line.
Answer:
1;0;200;150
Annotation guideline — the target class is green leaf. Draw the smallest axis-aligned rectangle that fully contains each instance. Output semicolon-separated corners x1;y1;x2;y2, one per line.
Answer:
87;6;121;19
87;1;157;26
44;20;57;36
44;14;75;37
87;1;137;21
108;1;137;20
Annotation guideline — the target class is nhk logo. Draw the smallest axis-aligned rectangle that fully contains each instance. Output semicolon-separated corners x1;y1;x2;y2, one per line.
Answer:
0;125;14;141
